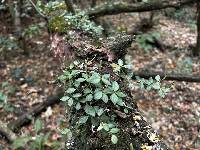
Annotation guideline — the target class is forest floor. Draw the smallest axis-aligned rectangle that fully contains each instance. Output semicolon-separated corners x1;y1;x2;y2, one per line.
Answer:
0;13;200;150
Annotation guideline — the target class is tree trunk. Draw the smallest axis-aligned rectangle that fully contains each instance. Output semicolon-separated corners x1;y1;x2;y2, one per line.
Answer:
50;32;169;150
8;0;28;55
193;3;200;56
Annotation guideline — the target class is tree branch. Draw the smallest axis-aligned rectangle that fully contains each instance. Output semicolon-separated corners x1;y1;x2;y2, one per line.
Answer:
133;71;200;82
8;89;63;132
0;121;16;143
27;0;48;20
87;0;198;18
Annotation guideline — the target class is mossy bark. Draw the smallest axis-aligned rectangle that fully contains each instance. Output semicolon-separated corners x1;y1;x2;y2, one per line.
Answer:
52;31;169;150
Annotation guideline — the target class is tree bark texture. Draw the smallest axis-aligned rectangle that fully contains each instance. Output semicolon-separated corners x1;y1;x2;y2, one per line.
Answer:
50;30;169;150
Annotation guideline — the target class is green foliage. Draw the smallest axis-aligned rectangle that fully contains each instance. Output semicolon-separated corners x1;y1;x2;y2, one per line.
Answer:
37;1;103;37
58;58;170;146
12;119;60;150
23;23;45;39
0;82;15;112
0;35;18;54
136;32;160;53
58;59;134;145
136;75;171;98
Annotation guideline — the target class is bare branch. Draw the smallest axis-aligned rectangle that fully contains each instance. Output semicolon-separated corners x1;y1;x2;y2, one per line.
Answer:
0;121;16;143
27;0;48;19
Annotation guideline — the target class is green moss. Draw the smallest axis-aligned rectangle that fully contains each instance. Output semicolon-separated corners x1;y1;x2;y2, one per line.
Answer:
48;16;67;32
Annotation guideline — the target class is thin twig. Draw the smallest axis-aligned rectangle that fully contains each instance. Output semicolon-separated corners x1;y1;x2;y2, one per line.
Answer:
27;0;48;19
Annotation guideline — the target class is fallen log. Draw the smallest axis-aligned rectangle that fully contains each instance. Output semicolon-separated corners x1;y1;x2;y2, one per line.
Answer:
0;121;16;143
87;0;198;18
8;88;63;133
49;28;169;149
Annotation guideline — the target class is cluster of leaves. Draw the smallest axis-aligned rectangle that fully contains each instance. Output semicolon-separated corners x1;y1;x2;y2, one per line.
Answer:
37;1;103;37
136;75;171;98
111;59;134;91
136;32;160;53
0;35;18;53
0;82;15;112
13;119;60;150
23;23;45;39
58;60;133;145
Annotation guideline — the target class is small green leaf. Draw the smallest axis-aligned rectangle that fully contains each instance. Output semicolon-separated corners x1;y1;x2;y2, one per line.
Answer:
69;63;74;69
84;88;92;94
0;93;7;101
153;82;160;90
97;108;104;116
60;128;70;134
71;70;80;76
110;128;120;134
73;60;79;65
60;96;70;102
108;123;115;128
89;78;100;84
155;75;160;81
110;93;119;105
72;93;82;98
82;73;88;79
103;123;110;131
124;108;128;113
35;119;42;133
79;116;89;124
124;64;132;69
84;105;96;117
94;91;103;100
68;98;73;106
118;59;123;66
86;94;93;101
58;75;67;81
97;123;104;131
64;71;70;76
112;81;119;92
75;102;81;110
116;91;126;98
111;135;118;144
74;81;80;88
66;88;76;94
102;74;110;79
88;72;101;84
117;98;124;106
102;93;108;103
77;78;86;82
102;78;111;85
